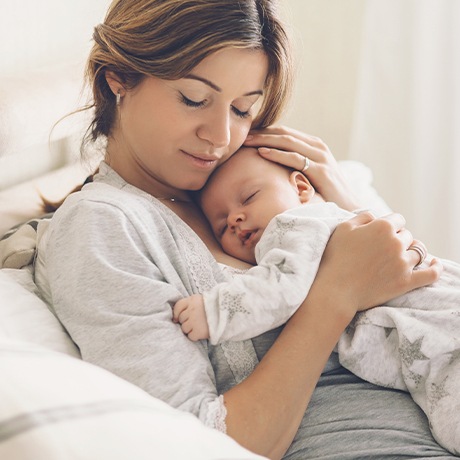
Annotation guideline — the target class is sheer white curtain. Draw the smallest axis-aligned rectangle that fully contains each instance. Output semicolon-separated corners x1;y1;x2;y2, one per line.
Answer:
349;0;460;262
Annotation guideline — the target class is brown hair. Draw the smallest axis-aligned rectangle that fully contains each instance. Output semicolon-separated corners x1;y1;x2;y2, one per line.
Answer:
84;0;293;147
45;0;294;211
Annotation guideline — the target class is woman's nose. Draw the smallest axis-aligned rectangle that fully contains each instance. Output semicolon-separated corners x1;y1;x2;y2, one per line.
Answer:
197;110;231;148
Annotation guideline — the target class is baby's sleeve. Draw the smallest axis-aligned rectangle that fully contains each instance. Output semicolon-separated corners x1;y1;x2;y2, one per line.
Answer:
203;210;334;344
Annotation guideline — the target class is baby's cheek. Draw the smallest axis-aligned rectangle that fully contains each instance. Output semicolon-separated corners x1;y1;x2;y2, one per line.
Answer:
221;237;240;259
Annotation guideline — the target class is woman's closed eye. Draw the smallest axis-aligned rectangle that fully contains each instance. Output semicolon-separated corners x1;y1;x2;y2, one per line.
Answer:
232;106;250;119
180;93;206;108
180;92;251;118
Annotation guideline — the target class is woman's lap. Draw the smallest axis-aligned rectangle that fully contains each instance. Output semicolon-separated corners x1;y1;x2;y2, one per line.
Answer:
251;332;456;459
284;367;456;459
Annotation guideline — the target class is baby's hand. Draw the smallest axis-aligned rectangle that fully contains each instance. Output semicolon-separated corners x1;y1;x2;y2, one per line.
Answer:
172;294;209;341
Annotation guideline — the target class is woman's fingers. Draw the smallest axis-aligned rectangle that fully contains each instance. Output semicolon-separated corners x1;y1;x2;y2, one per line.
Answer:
249;125;324;148
406;239;427;268
380;212;407;232
351;212;407;235
246;132;326;164
349;210;376;225
411;257;443;288
245;125;363;211
324;212;442;311
257;147;314;172
368;215;433;272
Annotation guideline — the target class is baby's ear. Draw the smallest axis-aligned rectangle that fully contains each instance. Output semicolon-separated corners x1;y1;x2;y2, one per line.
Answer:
289;171;315;204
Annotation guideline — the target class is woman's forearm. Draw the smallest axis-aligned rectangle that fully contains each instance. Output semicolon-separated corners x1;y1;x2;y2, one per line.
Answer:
222;212;443;459
223;281;354;459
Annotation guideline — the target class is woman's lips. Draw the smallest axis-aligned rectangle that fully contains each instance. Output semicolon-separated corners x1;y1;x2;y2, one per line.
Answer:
180;150;219;170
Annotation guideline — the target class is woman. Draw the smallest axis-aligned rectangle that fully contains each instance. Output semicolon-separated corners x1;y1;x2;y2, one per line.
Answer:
35;1;448;459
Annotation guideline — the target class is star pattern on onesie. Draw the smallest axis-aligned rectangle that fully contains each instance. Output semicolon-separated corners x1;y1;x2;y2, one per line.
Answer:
221;291;250;322
399;335;429;368
428;376;450;413
272;258;295;282
340;350;367;373
273;218;297;244
406;369;423;388
274;258;295;274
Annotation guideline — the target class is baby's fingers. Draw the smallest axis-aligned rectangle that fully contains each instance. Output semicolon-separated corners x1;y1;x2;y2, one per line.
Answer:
180;319;193;336
172;299;188;323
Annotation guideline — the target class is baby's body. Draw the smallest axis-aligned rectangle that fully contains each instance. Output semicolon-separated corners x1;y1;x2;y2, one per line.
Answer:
173;147;460;455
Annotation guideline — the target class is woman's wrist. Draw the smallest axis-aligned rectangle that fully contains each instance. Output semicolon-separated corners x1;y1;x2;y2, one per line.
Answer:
224;289;355;459
301;270;357;331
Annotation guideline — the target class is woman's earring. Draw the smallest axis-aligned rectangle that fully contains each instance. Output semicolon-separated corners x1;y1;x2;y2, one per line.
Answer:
116;91;121;106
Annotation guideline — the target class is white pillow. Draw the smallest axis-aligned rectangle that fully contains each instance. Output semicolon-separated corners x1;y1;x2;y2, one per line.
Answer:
0;341;266;460
0;268;79;357
338;160;392;216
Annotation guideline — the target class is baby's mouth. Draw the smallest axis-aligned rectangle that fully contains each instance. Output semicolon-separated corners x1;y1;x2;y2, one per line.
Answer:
239;229;258;246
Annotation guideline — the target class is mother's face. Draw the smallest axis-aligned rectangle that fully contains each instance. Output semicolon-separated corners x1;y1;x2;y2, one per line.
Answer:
106;47;268;196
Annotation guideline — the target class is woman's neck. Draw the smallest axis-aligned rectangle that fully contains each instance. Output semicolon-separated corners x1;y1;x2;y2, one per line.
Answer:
105;142;252;270
104;152;190;203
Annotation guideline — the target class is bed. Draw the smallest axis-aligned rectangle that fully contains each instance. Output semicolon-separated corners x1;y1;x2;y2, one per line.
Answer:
0;58;392;459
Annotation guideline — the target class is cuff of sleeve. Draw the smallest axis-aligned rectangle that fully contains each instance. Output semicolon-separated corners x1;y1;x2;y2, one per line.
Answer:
204;394;227;433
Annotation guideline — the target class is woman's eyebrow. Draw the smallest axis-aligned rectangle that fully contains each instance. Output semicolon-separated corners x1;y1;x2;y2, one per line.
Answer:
184;74;263;96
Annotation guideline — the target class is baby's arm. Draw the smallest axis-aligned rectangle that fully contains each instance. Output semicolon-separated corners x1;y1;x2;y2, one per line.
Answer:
204;205;345;345
175;205;348;345
173;294;209;341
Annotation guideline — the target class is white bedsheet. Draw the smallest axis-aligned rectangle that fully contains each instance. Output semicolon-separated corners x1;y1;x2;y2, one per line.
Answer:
0;268;266;459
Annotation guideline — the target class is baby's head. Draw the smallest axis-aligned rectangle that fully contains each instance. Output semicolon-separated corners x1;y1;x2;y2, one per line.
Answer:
200;147;315;264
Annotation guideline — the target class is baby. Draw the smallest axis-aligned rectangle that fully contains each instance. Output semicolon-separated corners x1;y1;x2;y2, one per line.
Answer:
173;147;460;455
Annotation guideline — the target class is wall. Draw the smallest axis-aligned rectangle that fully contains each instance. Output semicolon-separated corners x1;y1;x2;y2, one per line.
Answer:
0;1;109;76
280;0;366;160
0;1;110;189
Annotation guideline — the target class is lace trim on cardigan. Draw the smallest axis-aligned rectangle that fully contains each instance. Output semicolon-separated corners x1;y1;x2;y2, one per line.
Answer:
172;217;260;383
155;203;259;407
220;340;258;383
205;395;227;433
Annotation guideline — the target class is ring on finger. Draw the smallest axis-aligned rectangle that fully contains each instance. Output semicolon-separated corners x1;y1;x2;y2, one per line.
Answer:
301;156;310;172
408;243;427;268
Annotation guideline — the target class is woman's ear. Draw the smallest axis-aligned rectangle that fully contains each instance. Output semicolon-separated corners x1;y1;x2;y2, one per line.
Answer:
289;171;315;204
105;70;126;97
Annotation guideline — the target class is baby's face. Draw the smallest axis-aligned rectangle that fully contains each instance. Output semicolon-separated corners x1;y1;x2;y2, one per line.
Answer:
200;148;304;264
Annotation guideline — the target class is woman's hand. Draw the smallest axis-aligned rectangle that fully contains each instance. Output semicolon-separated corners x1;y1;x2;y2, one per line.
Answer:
244;125;362;211
314;212;443;315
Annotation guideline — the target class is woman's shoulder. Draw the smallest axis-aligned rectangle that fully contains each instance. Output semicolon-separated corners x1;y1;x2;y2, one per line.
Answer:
59;173;163;220
72;161;159;212
41;181;174;257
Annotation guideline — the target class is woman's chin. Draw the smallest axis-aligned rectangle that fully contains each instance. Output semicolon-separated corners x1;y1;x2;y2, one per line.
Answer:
184;176;212;192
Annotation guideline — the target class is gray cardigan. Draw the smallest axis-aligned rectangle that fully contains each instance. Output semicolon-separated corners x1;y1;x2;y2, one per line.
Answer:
35;162;455;459
35;162;261;431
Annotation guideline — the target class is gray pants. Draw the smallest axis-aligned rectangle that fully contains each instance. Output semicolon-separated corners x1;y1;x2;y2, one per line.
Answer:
252;330;457;459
